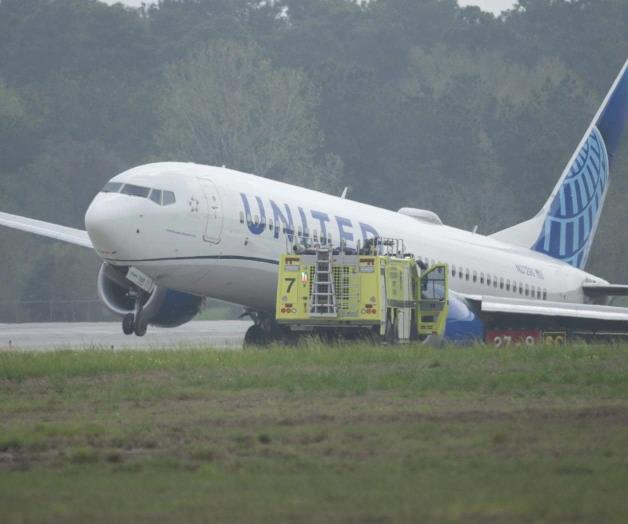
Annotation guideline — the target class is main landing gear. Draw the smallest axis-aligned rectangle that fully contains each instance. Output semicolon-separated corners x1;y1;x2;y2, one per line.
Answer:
122;288;149;337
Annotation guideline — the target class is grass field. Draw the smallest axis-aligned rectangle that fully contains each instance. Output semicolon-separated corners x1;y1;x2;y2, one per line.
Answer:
1;342;628;523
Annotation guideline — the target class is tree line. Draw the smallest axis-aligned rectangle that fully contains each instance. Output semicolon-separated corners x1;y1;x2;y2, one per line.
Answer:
0;0;626;319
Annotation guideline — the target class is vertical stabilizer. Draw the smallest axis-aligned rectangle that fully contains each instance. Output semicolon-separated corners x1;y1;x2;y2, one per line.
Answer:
491;59;628;269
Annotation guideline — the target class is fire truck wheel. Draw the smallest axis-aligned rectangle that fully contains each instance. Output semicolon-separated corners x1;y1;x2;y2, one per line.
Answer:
244;325;268;347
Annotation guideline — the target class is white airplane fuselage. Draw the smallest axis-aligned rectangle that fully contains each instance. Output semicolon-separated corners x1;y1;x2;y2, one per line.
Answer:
84;162;606;313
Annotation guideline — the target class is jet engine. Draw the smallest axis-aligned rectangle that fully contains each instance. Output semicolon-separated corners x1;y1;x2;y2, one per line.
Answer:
444;291;485;343
97;263;203;328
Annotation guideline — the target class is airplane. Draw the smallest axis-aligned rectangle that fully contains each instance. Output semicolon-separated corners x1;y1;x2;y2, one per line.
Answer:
0;58;627;345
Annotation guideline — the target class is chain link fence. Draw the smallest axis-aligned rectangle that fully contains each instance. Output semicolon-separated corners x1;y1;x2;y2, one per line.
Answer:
0;300;116;323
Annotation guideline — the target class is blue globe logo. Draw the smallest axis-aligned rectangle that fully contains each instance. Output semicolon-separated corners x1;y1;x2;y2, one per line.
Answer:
533;126;609;268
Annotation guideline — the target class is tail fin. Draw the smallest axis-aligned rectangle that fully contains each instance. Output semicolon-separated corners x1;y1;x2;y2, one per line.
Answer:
492;59;628;269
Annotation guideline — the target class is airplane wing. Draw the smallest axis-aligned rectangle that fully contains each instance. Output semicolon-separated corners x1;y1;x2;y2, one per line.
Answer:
0;211;93;249
454;292;628;340
473;295;628;322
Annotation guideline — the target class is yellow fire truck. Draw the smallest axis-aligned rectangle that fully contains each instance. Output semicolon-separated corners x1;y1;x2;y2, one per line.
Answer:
275;239;449;342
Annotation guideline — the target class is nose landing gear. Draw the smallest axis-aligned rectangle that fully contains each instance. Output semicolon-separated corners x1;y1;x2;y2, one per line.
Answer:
122;313;135;335
122;289;149;337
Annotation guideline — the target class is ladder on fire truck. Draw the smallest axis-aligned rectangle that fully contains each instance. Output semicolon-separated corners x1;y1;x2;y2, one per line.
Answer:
309;248;338;317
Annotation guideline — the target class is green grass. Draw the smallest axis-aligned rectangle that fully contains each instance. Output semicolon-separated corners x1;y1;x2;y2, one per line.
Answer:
1;342;628;523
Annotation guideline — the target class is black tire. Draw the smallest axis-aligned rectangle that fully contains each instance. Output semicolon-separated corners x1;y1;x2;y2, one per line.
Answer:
244;325;267;347
122;313;135;336
134;315;148;337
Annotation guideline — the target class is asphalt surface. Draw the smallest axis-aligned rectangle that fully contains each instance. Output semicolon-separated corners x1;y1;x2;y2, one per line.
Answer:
0;320;252;351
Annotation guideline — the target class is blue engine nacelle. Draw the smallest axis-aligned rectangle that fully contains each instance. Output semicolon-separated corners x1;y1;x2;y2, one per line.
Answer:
97;264;203;327
444;291;485;343
150;288;205;327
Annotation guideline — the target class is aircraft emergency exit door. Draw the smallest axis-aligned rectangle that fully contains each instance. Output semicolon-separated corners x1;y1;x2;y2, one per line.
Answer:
197;177;223;243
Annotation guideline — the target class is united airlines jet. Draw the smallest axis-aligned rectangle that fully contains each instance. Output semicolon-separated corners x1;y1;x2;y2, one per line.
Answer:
1;59;627;344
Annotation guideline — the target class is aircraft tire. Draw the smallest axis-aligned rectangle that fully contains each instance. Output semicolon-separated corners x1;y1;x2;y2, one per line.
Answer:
122;313;135;336
134;315;148;337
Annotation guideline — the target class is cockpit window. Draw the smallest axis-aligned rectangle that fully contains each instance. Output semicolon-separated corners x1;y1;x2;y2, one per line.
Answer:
101;182;123;193
103;181;175;206
162;191;176;206
149;189;162;205
121;184;151;198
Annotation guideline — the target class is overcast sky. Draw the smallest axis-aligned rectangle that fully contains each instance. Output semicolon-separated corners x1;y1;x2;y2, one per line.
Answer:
458;0;516;12
101;0;517;15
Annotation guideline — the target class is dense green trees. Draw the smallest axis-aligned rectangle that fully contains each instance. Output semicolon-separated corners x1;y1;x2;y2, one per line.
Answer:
158;41;341;189
0;0;626;319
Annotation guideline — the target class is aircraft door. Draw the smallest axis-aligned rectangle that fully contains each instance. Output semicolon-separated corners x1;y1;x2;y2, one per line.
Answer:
198;177;223;243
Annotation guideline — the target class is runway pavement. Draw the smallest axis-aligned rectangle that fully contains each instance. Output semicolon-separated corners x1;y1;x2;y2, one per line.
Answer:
0;320;252;351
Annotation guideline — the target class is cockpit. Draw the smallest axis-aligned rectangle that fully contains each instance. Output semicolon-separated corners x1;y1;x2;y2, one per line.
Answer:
101;182;176;206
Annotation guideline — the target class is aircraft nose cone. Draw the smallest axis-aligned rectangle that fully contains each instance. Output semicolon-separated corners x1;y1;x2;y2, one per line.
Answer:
85;196;134;257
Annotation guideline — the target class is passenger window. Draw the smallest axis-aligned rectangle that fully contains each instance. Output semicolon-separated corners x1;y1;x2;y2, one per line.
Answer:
500;278;504;290
506;279;510;291
543;289;547;300
239;211;244;224
494;276;498;288
269;218;274;231
465;268;469;281
473;270;477;283
452;265;456;277
162;191;176;206
458;268;462;278
149;189;162;205
487;275;491;286
519;283;523;294
525;284;529;296
480;273;484;285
